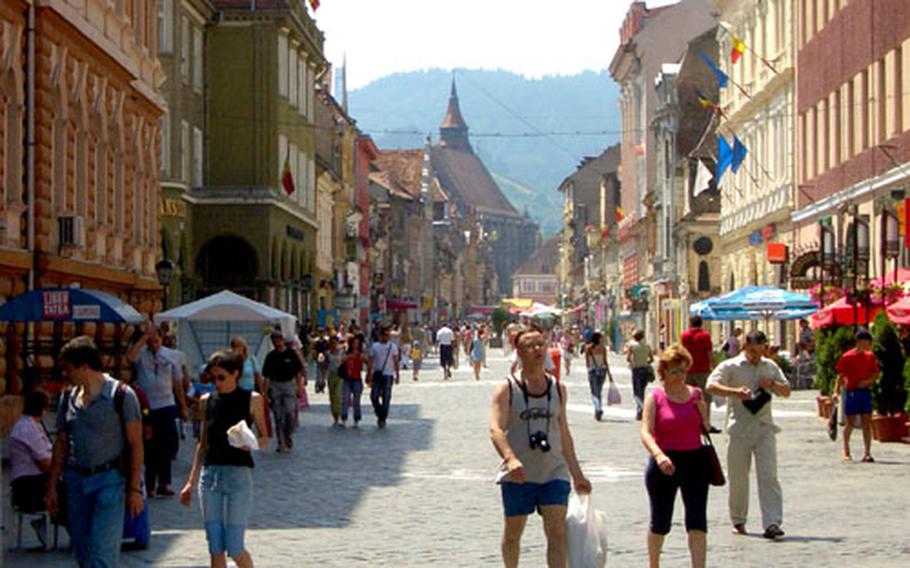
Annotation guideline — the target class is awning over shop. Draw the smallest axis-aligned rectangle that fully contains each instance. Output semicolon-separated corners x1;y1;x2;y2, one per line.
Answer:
0;288;144;324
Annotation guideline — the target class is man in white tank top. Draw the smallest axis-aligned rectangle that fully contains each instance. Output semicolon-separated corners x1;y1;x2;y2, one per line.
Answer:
490;327;591;567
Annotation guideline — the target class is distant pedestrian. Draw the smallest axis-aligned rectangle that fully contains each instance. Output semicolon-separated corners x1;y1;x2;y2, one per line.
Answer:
490;327;592;567
798;319;815;355
341;335;367;428
47;336;144;568
626;329;654;421
470;328;486;381
681;316;719;433
127;325;188;497
180;349;269;568
436;322;455;379
262;332;305;452
641;344;711;568
833;329;879;462
326;336;345;427
10;390;56;545
721;328;743;358
313;328;330;394
584;331;613;421
707;330;790;540
366;326;400;428
410;340;423;382
231;336;264;393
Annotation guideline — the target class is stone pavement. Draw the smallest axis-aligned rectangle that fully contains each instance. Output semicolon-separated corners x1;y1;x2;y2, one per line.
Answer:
4;349;910;567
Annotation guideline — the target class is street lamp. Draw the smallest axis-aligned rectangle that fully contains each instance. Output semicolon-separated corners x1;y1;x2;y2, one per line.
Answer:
155;258;175;310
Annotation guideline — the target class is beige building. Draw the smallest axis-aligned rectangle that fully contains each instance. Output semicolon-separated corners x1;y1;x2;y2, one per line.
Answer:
714;0;795;343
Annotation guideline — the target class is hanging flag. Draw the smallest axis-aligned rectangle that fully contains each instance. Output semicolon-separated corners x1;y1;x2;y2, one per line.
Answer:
731;136;748;173
281;156;295;195
699;51;729;88
696;90;725;118
716;135;733;184
309;0;321;10
693;159;713;197
731;35;746;64
615;206;625;223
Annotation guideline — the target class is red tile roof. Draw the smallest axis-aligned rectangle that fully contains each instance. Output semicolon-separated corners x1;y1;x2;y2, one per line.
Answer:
374;150;447;201
430;146;520;217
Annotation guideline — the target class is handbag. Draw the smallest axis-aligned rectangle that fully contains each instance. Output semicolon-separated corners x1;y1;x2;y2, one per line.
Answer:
701;424;726;486
827;402;838;441
741;387;771;414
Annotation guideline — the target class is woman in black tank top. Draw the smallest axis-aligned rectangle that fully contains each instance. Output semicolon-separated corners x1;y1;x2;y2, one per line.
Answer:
179;349;268;568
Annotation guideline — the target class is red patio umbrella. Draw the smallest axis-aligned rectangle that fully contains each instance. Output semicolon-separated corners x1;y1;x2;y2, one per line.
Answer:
871;267;910;286
810;297;882;329
886;295;910;325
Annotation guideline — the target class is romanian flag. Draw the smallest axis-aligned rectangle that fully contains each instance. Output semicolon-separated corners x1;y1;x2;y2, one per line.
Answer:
615;207;625;223
281;157;295;195
309;0;321;10
696;90;723;117
731;35;746;64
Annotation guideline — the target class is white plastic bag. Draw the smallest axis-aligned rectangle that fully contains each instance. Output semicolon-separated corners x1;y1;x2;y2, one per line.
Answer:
227;420;259;451
606;381;621;406
566;492;607;568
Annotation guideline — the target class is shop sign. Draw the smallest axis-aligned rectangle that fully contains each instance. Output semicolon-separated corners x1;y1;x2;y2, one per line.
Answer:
749;231;763;246
766;242;788;264
286;225;304;242
42;291;70;319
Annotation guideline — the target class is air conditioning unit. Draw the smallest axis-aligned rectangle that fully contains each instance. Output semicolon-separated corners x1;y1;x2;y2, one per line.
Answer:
59;215;85;247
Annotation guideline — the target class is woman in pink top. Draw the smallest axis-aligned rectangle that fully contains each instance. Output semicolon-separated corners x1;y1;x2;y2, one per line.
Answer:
640;344;710;568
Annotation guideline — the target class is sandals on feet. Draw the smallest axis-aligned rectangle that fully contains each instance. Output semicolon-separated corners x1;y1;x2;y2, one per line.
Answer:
861;455;875;463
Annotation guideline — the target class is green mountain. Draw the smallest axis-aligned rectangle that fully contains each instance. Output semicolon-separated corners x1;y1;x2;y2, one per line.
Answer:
348;69;620;237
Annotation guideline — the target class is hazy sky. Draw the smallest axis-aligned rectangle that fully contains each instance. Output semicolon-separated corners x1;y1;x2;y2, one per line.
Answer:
314;0;678;90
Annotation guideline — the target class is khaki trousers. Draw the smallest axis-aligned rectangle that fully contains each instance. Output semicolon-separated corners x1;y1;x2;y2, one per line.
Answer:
726;422;783;529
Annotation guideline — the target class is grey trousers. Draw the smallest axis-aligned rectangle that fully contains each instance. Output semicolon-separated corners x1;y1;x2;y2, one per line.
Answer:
268;381;298;448
726;423;783;529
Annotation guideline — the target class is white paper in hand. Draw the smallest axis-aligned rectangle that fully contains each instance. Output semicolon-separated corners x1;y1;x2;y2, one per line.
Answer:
226;420;259;451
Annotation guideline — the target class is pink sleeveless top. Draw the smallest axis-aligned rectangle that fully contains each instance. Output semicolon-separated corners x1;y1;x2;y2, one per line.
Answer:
652;386;703;451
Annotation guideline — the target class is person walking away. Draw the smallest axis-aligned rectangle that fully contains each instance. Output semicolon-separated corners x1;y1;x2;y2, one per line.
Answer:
366;326;400;428
833;329;879;462
410;340;423;381
561;333;575;377
326;336;346;427
127;326;188;497
10;390;57;545
706;330;790;540
399;325;412;369
470;328;486;381
313;329;330;394
162;334;193;440
436;322;455;380
47;336;144;567
722;328;743;358
262;332;304;452
641;344;711;568
179;349;268;568
341;335;367;428
681;316;719;433
490;327;592;568
627;329;655;421
584;332;613;421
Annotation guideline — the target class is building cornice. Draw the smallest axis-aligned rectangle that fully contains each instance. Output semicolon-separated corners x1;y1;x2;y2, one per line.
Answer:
186;187;319;230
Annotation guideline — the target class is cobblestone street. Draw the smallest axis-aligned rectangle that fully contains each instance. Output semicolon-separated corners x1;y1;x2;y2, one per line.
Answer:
5;350;910;567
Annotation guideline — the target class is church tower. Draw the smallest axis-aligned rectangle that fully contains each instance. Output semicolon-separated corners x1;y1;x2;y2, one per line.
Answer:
438;79;471;152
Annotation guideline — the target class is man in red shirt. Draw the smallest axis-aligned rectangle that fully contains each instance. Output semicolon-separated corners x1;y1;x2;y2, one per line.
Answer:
681;315;719;432
834;329;879;462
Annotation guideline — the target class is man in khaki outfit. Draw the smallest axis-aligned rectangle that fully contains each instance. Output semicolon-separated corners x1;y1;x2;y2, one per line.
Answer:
706;330;790;540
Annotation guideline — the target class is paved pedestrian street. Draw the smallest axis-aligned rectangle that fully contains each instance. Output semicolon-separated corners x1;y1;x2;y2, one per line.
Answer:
5;350;910;567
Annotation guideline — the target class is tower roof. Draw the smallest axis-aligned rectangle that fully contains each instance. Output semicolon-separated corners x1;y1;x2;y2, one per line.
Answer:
439;77;471;151
440;79;467;129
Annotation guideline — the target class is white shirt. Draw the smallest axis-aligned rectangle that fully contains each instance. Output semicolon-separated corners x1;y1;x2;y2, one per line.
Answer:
436;326;454;346
707;354;788;434
369;341;399;376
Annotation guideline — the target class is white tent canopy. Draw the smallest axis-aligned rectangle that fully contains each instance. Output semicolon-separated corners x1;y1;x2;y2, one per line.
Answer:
154;290;297;375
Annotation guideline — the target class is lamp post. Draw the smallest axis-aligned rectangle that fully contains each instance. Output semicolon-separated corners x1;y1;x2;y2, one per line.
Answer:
155;258;175;311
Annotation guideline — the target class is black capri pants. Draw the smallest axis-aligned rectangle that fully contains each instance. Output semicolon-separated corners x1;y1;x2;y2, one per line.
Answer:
645;449;710;535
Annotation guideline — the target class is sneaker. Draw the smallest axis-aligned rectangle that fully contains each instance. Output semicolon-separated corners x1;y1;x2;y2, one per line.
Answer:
763;524;785;540
30;517;47;548
731;523;746;535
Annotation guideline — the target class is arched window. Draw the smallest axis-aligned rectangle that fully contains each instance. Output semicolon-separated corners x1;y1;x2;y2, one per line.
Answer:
698;260;711;292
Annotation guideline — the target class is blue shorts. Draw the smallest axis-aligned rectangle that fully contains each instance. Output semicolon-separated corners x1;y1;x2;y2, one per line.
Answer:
500;479;571;517
844;388;872;416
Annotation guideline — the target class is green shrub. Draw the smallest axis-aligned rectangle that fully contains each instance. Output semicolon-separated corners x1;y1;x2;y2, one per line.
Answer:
814;325;854;395
871;311;908;415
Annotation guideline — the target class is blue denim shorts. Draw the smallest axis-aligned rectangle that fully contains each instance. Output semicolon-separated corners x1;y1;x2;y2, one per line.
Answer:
501;479;571;517
844;388;873;416
199;465;253;557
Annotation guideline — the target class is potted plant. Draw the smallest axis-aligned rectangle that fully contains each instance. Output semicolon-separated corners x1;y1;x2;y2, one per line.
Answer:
871;312;909;441
814;325;855;418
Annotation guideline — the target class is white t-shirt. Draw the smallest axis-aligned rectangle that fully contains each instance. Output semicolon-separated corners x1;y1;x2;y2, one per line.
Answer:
369;341;399;376
436;326;455;346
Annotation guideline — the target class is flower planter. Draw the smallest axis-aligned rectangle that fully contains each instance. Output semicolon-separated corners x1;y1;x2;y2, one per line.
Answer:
816;396;833;419
872;414;909;442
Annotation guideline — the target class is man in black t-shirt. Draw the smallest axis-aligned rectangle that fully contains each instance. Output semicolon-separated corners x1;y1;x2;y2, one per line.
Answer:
262;333;304;452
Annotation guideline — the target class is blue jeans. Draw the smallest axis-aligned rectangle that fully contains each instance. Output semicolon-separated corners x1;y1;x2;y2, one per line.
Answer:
588;368;607;414
632;367;651;418
370;374;394;422
200;465;253;558
64;468;125;568
341;380;364;423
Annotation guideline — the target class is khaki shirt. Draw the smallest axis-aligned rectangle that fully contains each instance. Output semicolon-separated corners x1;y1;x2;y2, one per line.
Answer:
707;354;788;434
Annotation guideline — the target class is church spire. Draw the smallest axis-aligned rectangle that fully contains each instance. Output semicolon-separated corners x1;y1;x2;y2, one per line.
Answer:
439;76;471;152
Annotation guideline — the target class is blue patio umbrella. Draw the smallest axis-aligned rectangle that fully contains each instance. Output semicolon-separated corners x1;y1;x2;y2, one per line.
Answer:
0;288;144;323
690;286;818;321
